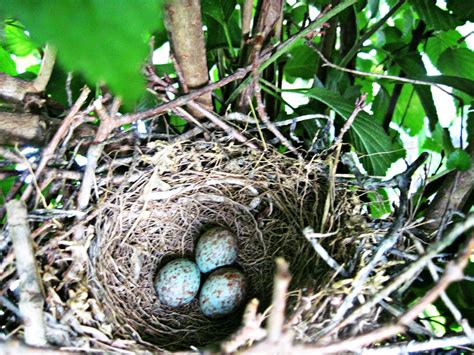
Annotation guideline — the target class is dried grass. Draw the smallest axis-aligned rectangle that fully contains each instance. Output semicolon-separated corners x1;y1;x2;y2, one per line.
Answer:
85;141;363;350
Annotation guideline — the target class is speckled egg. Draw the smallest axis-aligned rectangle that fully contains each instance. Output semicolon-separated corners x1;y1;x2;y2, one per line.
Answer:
155;259;200;308
195;227;238;273
199;267;246;318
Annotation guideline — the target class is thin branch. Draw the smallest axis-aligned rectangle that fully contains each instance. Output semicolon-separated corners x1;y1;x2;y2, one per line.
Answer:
307;41;451;90
321;153;429;335
333;94;366;146
186;101;260;150
361;335;474;354
221;299;266;353
339;0;405;68
116;0;356;128
32;44;57;92
250;39;300;157
116;67;253;127
303;227;348;277
326;213;474;337
21;87;91;202
6;200;47;347
267;257;291;342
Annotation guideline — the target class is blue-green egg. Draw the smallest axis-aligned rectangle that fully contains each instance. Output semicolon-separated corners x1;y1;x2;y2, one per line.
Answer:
199;267;246;318
155;259;200;307
195;227;238;273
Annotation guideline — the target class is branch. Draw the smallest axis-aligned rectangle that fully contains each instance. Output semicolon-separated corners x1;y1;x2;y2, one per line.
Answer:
267;257;291;342
186;101;259;150
321;153;429;333
165;0;213;116
338;0;405;68
6;200;47;347
306;32;449;90
0;43;56;102
32;44;57;93
326;213;474;336
115;1;356;129
228;0;357;104
0;112;47;146
424;145;474;231
21;87;91;202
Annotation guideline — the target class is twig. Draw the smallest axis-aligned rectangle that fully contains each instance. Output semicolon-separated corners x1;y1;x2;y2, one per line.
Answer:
307;41;455;90
0;146;23;164
116;67;254;127
21;87;90;202
117;1;356;129
32;44;56;93
251;39;300;157
320;96;366;232
6;200;47;347
303;227;348;277
361;335;474;354
333;94;366;146
221;299;267;353
186;101;260;150
326;213;474;336
321;153;429;335
241;0;254;45
76;99;114;211
286;230;474;354
338;0;405;68
267;257;291;342
412;237;474;340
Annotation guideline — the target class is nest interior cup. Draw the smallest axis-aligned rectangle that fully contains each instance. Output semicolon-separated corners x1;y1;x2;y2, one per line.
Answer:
89;141;339;350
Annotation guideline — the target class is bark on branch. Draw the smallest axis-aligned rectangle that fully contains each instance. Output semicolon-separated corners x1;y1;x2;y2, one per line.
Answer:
165;0;212;117
0;44;56;103
0;111;96;147
6;200;47;347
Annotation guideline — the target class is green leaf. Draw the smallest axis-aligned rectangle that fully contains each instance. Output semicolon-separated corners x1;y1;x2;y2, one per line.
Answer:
0;176;16;206
369;0;380;17
0;46;17;75
437;48;474;81
413;75;474;98
290;5;309;25
2;0;165;106
446;0;474;22
396;53;439;130
367;189;392;218
285;44;317;82
408;0;462;31
425;30;466;64
204;11;241;50
202;0;236;25
4;22;37;56
169;115;187;133
446;149;472;171
303;87;404;175
393;85;425;136
421;123;453;153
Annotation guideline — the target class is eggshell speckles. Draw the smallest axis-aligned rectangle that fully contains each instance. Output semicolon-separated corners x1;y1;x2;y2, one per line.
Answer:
195;227;238;273
199;267;246;318
155;259;200;308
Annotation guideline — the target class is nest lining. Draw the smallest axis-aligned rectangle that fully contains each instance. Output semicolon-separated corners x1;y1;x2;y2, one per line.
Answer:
89;141;362;350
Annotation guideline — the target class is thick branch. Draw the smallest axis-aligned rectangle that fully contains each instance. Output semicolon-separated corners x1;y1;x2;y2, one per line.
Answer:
424;145;474;231
6;200;47;347
0;43;56;102
0;112;48;145
165;0;212;117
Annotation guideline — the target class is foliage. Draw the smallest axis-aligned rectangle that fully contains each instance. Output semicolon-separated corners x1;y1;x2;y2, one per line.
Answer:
1;0;164;106
0;0;473;348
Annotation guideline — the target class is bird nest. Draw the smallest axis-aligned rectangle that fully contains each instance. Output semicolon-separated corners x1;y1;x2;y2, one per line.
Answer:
88;140;381;351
